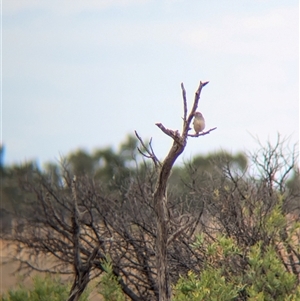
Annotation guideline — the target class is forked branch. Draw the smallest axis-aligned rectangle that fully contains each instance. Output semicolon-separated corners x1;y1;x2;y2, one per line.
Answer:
155;81;215;142
135;81;215;301
135;130;161;167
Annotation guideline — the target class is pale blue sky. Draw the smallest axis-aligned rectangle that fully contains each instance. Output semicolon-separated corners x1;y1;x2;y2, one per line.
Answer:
2;0;299;167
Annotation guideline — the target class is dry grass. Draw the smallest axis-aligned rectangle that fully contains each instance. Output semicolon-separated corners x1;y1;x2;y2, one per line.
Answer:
0;239;28;294
0;239;102;300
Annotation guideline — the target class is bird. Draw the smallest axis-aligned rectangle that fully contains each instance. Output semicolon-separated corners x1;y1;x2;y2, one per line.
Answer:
193;112;205;134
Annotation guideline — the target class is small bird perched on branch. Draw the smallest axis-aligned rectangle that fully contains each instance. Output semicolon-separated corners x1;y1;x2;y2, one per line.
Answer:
193;112;205;134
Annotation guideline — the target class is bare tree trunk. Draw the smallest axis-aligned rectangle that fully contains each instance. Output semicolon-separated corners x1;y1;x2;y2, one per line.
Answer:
67;176;99;301
154;148;185;301
136;81;215;301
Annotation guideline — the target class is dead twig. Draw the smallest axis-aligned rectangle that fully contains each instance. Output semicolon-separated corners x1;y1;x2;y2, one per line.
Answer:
135;130;161;167
188;127;217;137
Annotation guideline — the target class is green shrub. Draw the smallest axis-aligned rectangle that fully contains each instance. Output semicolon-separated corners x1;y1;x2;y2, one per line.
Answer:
98;257;126;301
246;243;298;301
173;233;299;301
1;274;90;301
173;268;242;301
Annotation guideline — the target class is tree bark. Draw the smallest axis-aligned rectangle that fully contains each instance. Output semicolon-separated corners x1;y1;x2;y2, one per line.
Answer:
153;81;211;301
154;143;186;300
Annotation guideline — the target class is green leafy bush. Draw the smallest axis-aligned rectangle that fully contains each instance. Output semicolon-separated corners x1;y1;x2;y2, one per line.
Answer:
1;274;90;301
173;268;242;301
98;257;126;301
173;232;300;301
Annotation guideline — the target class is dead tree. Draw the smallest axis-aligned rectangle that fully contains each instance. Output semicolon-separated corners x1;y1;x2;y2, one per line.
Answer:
3;81;216;301
135;81;216;301
67;176;99;301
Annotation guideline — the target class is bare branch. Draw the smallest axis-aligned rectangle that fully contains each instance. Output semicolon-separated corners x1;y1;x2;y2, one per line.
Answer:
135;130;161;167
181;83;188;128
155;123;182;144
167;215;195;245
183;81;210;137
188;127;217;137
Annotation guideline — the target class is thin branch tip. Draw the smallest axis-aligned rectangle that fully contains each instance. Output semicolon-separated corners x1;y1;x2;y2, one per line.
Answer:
201;81;209;86
188;127;217;137
135;130;161;167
